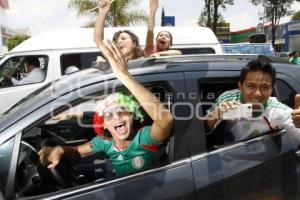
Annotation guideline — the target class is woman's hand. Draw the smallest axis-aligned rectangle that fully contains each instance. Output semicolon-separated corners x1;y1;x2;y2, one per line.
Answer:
98;0;113;15
150;0;159;13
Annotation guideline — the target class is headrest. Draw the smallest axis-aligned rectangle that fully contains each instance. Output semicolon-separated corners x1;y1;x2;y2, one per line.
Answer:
64;66;79;75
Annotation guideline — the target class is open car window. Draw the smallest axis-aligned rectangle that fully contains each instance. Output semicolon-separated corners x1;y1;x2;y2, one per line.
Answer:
13;84;173;198
198;78;295;151
0;55;48;88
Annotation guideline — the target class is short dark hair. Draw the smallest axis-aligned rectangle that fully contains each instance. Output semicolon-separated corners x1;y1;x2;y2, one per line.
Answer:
24;57;40;67
240;59;276;86
112;30;144;59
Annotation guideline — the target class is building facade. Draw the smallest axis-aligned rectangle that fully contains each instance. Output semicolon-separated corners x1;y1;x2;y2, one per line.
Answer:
230;23;286;52
0;2;9;55
284;20;300;52
0;0;31;55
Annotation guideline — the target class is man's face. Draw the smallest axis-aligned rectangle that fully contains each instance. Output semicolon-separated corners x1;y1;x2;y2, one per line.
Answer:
239;71;273;107
25;63;34;73
103;102;133;141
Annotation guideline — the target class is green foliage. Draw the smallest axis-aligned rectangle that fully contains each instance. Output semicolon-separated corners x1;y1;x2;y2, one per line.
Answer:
68;0;147;27
198;0;234;33
292;10;300;20
7;35;30;51
198;9;224;27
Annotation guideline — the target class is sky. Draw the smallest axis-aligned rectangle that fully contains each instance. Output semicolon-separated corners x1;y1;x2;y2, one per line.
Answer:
3;0;300;35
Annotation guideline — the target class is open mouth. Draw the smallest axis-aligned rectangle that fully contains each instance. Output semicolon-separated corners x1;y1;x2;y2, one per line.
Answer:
159;40;166;45
114;122;127;135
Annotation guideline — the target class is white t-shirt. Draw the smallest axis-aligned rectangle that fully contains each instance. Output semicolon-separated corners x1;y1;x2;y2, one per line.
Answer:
212;89;300;141
11;68;45;85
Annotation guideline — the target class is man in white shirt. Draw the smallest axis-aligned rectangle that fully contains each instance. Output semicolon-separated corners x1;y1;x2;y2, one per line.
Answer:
11;57;45;85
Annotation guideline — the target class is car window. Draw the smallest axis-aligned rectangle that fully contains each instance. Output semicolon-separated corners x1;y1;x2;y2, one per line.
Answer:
0;55;48;88
198;79;238;118
274;79;296;108
176;48;216;54
198;78;294;151
60;52;100;75
12;84;172;198
0;137;15;197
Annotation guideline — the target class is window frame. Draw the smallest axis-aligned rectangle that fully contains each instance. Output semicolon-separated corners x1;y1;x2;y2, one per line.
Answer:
196;75;297;151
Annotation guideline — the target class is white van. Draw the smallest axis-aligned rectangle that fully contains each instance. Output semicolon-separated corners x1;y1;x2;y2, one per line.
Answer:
0;26;222;114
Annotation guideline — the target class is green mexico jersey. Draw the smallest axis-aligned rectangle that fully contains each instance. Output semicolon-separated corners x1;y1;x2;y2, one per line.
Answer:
90;126;161;176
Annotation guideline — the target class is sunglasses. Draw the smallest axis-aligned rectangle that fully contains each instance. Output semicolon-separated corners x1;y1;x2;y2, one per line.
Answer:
102;106;131;120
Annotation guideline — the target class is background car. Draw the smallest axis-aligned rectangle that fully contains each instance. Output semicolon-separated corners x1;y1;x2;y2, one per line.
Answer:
1;54;300;199
221;43;276;56
0;27;222;115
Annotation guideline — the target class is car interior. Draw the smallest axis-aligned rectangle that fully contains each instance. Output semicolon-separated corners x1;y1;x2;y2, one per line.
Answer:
0;55;48;88
60;52;100;75
13;84;173;198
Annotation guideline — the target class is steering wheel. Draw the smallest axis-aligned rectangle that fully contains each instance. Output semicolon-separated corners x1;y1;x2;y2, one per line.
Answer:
19;141;68;189
0;76;13;87
11;67;22;80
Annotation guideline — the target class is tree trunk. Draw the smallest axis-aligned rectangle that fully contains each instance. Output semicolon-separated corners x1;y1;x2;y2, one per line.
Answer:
206;0;212;28
271;4;276;47
212;0;219;33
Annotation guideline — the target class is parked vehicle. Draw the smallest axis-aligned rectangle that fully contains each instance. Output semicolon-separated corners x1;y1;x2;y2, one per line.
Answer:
221;43;276;56
0;27;222;115
1;54;299;200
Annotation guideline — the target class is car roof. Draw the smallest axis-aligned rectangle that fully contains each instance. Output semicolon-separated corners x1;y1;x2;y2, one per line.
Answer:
221;43;273;46
0;54;298;133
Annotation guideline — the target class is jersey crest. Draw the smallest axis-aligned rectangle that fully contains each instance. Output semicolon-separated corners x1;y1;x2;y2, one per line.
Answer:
132;156;145;169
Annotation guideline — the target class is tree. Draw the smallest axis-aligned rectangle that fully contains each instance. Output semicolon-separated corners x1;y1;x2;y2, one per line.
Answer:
198;0;212;27
161;7;165;26
292;10;300;20
68;0;147;27
212;0;234;33
7;35;30;51
249;0;300;46
198;0;233;33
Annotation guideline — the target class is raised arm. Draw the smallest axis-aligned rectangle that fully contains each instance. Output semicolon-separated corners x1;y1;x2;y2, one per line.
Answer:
94;0;112;48
145;0;159;51
99;40;173;142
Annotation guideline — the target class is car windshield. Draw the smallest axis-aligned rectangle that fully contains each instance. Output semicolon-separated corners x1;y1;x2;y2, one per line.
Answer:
222;44;275;56
0;81;55;122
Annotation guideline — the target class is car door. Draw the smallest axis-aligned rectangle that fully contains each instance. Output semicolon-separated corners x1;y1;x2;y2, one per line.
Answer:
5;72;196;200
66;73;195;200
185;70;300;200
